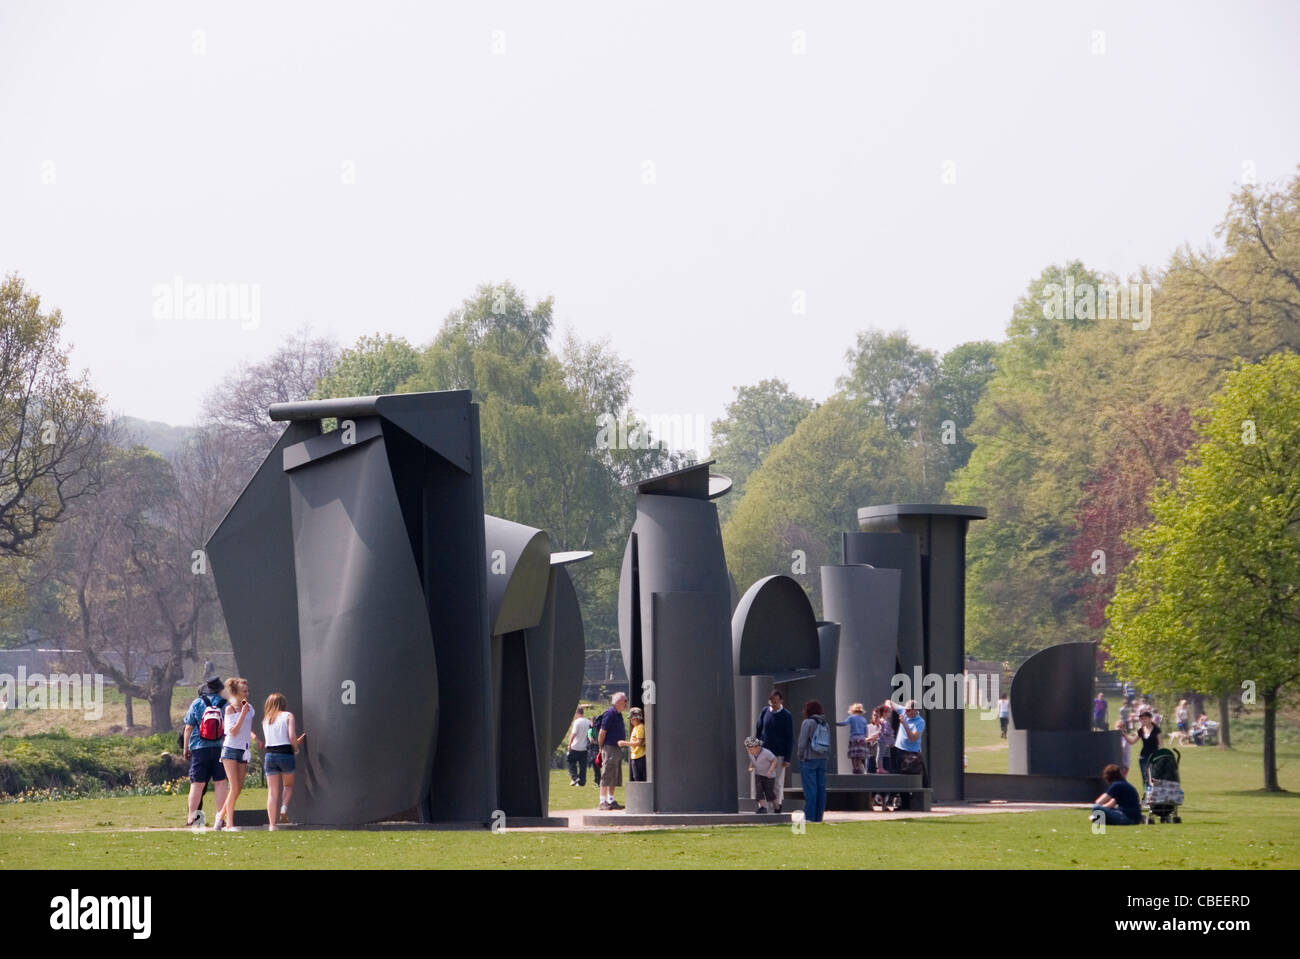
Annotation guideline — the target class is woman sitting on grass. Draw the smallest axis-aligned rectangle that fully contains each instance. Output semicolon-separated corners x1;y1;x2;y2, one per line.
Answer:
1090;763;1142;827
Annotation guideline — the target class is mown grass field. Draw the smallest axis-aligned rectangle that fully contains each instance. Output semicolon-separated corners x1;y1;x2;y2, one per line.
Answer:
2;739;1295;869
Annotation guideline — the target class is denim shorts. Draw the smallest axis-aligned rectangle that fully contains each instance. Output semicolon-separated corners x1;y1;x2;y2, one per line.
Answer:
221;746;249;763
264;752;296;775
189;748;228;783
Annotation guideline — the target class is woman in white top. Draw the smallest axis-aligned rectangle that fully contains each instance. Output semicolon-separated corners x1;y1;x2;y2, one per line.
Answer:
215;677;259;831
262;692;306;831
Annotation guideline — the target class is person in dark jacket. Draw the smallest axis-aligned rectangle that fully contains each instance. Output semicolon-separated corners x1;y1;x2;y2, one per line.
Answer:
797;700;831;823
755;689;794;812
1090;763;1142;826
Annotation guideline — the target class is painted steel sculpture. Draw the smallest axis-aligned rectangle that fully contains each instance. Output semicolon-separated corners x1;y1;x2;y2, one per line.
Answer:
207;391;586;825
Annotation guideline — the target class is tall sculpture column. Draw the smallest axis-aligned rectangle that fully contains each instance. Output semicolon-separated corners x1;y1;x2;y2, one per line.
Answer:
855;505;986;802
619;463;736;813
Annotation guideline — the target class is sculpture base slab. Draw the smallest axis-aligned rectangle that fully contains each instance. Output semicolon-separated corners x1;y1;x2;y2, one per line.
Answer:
230;811;569;829
964;772;1104;803
582;812;792;827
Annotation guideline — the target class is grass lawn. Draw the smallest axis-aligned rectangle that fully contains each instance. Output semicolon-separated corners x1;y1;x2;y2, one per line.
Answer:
2;739;1296;869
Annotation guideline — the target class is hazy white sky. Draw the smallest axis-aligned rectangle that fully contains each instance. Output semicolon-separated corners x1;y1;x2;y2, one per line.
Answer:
3;0;1298;448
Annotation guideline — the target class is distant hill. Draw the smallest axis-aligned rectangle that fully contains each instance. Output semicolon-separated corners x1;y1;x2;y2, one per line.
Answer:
115;415;196;459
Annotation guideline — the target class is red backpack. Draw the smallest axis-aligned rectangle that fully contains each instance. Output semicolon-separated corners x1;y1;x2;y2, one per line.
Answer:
198;701;225;741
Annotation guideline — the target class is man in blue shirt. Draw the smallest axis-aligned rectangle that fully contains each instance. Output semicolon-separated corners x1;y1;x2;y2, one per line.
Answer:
182;676;229;826
894;699;925;777
596;692;627;811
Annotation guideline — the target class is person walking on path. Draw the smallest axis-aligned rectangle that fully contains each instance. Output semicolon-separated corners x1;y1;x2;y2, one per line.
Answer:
566;707;591;786
596;692;627;810
797;700;831;823
1123;709;1161;784
755;689;794;812
182;672;229;827
997;693;1010;738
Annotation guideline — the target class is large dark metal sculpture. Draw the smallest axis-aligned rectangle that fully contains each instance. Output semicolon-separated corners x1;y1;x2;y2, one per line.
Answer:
207;391;586;826
732;575;820;793
618;461;737;814
1006;642;1120;777
821;563;902;774
853;505;986;801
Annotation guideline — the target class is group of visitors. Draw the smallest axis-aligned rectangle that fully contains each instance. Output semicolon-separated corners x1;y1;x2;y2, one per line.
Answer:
565;692;644;810
182;668;305;831
566;687;933;823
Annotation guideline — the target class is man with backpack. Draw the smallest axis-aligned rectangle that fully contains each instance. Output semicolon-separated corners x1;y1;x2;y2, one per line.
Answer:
182;673;229;826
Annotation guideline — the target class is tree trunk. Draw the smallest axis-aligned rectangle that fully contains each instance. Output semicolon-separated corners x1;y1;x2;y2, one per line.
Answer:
124;693;134;728
1190;692;1204;718
1217;694;1232;749
1263;686;1279;792
149;687;175;735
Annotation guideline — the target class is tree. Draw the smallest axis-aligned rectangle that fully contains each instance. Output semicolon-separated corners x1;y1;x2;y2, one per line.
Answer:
1105;353;1300;791
709;379;814;522
0;274;109;556
723;396;908;610
837;329;938;437
402;283;682;650
202;327;338;478
313;333;421;400
1068;404;1195;630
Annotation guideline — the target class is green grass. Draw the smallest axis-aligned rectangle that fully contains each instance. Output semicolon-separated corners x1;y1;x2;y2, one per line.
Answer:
2;740;1296;869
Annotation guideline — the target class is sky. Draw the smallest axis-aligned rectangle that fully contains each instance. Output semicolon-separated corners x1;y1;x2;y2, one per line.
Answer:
3;0;1299;453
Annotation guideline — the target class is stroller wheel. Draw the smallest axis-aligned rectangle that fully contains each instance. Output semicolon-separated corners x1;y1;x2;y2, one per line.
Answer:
1172;816;1181;823
1147;817;1157;825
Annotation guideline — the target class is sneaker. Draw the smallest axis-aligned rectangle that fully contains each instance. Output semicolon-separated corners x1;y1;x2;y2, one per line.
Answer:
597;802;610;810
278;810;289;824
607;801;624;810
755;804;764;813
774;805;782;814
569;779;577;786
214;818;224;831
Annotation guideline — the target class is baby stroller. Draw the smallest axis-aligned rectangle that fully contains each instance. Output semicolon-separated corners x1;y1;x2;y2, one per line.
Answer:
1143;747;1184;824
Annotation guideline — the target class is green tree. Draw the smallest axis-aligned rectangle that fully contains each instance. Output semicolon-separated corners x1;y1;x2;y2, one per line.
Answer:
723;396;907;610
314;333;421;399
0;274;109;558
1105;353;1300;791
709;379;814;522
403;282;678;650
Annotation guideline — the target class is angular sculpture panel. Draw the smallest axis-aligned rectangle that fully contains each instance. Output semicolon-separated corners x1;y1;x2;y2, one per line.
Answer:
207;391;588;826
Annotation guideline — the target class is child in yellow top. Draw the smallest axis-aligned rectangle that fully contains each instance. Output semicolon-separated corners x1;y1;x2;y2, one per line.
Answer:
619;706;647;782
